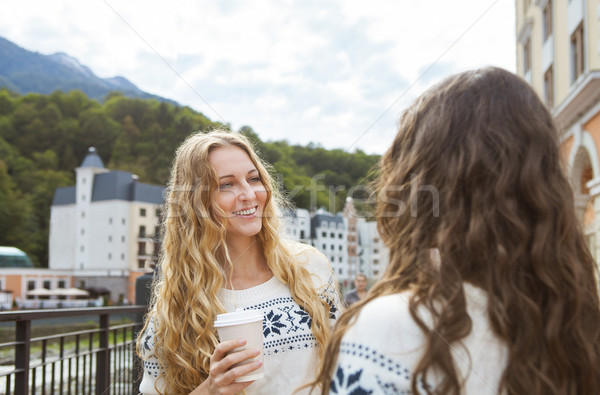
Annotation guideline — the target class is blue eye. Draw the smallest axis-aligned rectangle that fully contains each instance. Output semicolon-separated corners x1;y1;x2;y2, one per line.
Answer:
249;176;261;183
219;183;233;189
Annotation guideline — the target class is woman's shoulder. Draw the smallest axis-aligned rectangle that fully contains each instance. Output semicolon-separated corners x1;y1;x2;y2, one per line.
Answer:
288;242;331;271
344;292;425;348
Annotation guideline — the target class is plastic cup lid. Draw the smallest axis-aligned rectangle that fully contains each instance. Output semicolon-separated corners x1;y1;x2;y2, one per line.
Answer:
214;309;264;327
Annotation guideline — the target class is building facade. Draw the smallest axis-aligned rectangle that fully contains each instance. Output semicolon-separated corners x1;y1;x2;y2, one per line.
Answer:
48;147;164;303
516;0;600;260
282;202;388;290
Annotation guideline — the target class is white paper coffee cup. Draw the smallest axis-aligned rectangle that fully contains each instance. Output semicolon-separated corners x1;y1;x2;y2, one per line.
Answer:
214;309;264;382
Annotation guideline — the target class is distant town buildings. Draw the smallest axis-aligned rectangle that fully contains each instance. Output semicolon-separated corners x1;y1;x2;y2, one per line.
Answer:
516;0;600;261
282;199;388;290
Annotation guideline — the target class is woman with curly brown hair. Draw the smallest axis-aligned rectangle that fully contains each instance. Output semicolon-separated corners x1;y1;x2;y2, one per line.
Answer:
311;67;600;394
137;130;341;394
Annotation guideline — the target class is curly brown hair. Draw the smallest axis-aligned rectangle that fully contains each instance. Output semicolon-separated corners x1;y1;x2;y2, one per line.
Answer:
313;67;600;394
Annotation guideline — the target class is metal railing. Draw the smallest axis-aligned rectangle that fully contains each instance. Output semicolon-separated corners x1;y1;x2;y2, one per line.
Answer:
0;306;146;395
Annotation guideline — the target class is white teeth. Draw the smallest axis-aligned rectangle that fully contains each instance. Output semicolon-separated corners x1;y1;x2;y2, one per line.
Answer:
233;207;257;216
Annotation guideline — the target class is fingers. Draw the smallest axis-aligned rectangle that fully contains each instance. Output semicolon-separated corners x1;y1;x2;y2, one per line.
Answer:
211;338;247;363
207;338;263;394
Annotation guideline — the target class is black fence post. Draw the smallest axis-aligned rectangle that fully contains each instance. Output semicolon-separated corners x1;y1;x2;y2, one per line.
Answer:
15;319;31;393
132;270;155;394
96;313;110;395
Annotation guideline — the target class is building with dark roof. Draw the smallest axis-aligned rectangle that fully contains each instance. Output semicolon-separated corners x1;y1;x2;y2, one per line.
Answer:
48;147;165;304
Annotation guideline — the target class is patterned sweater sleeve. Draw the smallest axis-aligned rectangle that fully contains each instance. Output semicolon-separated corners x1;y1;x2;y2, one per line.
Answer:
329;294;424;395
138;316;166;395
297;245;343;325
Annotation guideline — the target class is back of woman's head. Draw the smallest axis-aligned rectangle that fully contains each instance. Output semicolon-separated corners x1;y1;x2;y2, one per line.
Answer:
375;66;600;394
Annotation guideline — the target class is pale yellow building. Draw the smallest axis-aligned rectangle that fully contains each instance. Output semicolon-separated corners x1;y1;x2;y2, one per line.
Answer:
516;0;600;259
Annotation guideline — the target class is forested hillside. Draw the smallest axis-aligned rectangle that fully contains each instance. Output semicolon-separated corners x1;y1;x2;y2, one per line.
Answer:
0;89;379;267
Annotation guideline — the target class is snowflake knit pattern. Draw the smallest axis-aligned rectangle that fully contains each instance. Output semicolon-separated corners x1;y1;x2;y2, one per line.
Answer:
330;284;508;394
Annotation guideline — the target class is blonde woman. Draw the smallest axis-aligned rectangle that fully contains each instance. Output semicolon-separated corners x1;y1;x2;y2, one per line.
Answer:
137;130;341;394
312;68;600;394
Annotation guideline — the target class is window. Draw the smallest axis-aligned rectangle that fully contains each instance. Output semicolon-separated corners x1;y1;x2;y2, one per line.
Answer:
80;245;84;252
374;249;379;254
544;66;554;107
121;236;126;243
121;253;125;260
27;280;36;291
338;233;343;239
339;245;342;250
570;23;584;83
80;228;85;235
79;280;86;289
330;233;335;238
156;208;161;217
542;1;552;41
322;232;327;238
322;244;326;250
122;218;126;225
43;280;51;289
138;242;146;256
58;280;66;289
109;217;113;225
138;260;145;269
374;259;380;265
155;226;160;238
140;208;146;217
139;226;146;238
108;253;112;260
81;211;85;218
331;244;335;250
338;257;342;262
523;38;531;73
300;230;305;239
108;235;112;242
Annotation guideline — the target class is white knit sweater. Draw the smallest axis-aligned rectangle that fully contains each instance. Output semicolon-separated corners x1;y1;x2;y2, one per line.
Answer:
330;284;508;394
139;245;340;395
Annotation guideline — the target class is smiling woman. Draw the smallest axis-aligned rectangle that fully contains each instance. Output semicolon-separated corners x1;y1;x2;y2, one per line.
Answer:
136;130;342;395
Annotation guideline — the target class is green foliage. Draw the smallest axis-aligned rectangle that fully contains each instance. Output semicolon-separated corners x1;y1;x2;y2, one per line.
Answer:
0;88;379;267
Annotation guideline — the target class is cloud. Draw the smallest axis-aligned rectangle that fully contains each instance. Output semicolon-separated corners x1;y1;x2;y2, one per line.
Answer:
0;0;516;154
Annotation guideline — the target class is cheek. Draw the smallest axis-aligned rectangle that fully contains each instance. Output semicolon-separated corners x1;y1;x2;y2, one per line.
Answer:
255;188;268;204
214;190;237;212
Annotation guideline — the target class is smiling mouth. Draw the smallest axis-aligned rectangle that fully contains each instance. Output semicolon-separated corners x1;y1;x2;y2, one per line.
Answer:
232;206;257;216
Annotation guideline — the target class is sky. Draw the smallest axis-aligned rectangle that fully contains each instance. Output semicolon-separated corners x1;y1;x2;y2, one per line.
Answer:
0;0;516;154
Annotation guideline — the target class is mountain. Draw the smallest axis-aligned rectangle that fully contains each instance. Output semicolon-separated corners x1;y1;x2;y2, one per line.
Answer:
0;36;177;104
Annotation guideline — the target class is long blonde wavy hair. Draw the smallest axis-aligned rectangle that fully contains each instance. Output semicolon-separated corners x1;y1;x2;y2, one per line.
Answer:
137;130;335;394
313;67;600;394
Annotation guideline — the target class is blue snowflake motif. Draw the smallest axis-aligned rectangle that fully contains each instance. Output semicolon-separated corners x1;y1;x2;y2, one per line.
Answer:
143;334;152;351
263;310;286;338
330;366;373;395
295;307;312;329
328;298;338;319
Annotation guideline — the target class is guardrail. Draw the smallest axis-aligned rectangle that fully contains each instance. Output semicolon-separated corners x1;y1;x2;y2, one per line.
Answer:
0;306;146;395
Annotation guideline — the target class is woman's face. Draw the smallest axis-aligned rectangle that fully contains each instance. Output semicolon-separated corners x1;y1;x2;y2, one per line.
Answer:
209;145;267;241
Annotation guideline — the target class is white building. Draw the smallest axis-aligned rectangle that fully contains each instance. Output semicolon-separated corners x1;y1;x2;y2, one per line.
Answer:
49;147;164;303
356;219;388;280
311;210;348;281
281;208;311;243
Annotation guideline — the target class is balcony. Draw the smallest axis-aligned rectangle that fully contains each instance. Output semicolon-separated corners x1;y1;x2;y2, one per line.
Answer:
0;305;145;394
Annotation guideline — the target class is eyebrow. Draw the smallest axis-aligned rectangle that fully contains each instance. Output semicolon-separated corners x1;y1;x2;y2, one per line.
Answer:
218;169;258;180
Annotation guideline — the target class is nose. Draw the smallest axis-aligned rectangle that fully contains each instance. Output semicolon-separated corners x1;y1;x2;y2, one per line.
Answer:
238;180;256;201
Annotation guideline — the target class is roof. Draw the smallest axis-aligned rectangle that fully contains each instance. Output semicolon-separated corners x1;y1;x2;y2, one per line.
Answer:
52;186;76;205
80;147;105;168
0;247;34;268
311;213;344;238
52;171;165;206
